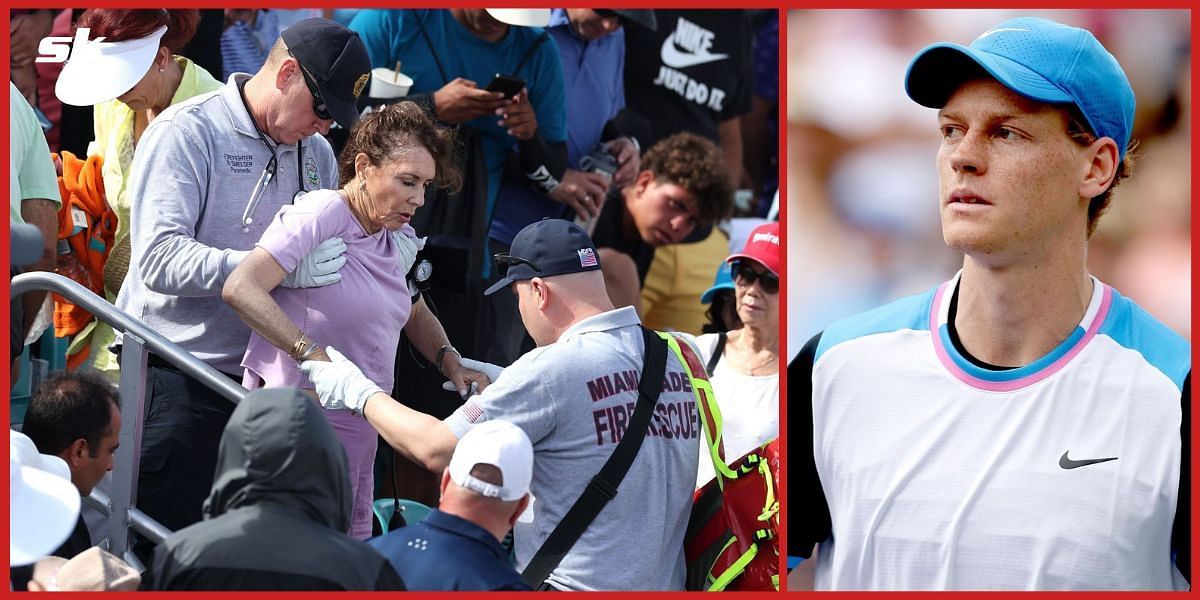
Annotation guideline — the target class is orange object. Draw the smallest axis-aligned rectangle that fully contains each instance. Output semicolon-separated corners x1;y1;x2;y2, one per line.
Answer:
51;151;113;349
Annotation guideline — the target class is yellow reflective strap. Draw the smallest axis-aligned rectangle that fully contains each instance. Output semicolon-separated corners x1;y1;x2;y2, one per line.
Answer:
658;332;738;482
709;539;759;591
757;454;779;522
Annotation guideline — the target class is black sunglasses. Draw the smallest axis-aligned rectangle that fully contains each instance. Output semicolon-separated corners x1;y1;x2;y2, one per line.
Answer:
289;51;333;121
493;253;542;279
731;260;779;294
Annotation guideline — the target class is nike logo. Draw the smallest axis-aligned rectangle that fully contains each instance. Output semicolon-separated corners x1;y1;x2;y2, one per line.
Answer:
1059;451;1118;470
661;37;728;69
976;27;1031;41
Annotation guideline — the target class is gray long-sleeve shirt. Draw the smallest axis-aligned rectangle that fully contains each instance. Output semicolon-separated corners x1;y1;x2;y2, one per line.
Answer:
115;74;338;374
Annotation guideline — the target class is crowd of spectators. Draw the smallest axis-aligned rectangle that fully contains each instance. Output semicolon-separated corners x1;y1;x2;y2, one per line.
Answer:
10;7;779;591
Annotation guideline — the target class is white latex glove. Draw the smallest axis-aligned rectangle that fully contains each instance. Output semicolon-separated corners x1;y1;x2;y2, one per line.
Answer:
281;237;347;288
441;357;505;396
298;346;383;415
392;231;426;275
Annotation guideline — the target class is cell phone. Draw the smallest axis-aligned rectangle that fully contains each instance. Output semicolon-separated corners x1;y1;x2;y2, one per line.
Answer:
485;73;525;99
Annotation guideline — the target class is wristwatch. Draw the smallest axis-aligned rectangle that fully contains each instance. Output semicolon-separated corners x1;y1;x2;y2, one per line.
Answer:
436;344;460;374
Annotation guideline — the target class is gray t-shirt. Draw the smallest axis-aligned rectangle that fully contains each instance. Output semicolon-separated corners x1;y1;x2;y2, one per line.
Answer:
445;307;700;590
115;74;338;374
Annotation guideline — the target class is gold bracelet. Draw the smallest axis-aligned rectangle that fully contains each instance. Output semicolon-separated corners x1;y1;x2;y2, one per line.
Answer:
290;333;310;361
298;342;323;362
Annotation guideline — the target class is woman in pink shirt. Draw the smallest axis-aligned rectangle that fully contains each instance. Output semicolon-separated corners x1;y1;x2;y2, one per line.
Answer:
224;102;488;539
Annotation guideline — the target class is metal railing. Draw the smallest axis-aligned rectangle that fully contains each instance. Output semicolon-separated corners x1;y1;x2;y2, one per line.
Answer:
10;272;245;567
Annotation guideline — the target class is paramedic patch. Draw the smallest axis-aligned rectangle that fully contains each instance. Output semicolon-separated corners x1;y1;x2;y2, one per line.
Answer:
225;153;253;174
304;156;321;188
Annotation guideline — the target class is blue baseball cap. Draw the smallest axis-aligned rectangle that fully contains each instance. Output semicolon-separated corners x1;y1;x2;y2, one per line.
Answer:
700;261;734;304
905;16;1135;161
484;219;602;296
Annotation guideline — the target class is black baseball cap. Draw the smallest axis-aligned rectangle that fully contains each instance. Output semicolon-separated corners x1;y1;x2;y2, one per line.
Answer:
484;219;602;296
281;18;371;129
613;10;656;31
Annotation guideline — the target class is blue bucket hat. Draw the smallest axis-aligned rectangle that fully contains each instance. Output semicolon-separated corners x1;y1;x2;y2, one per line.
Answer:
905;16;1135;161
700;261;734;305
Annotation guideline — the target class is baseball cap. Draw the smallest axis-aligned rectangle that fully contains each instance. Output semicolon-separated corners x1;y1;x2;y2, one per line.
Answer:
726;221;780;276
31;547;141;591
449;420;533;501
56;25;168;107
281;18;371;129
905;16;1135;161
605;10;657;31
486;9;552;28
700;261;734;304
485;218;602;296
10;455;81;566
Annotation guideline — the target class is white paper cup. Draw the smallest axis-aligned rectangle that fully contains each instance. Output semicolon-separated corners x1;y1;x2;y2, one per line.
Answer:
369;68;413;99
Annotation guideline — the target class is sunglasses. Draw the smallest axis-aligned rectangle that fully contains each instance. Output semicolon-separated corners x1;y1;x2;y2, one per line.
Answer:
289;51;333;121
493;253;542;279
731;260;779;294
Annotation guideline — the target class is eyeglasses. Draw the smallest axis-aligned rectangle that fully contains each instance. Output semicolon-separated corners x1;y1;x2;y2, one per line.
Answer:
731;260;779;294
493;253;542;279
289;51;332;121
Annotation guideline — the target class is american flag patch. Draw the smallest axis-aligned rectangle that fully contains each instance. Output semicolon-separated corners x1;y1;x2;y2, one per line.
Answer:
462;401;485;423
578;248;598;267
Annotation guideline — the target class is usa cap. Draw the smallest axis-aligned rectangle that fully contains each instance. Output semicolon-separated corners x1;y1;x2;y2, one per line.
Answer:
281;18;371;129
484;219;602;296
905;16;1135;160
448;420;533;501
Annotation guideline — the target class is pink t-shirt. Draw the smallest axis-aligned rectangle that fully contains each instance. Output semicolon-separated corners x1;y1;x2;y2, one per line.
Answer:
241;189;413;392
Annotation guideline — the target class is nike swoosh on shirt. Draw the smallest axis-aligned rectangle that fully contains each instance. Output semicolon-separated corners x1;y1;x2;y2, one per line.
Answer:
1059;451;1118;470
660;37;729;69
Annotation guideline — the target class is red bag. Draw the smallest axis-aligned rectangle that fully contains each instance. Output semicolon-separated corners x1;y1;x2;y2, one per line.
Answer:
661;332;780;591
685;440;781;591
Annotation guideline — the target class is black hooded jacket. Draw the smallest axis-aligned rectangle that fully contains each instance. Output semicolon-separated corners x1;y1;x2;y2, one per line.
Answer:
141;389;404;590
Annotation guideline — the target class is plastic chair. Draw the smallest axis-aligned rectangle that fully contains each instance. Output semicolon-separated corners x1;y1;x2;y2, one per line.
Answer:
372;498;433;535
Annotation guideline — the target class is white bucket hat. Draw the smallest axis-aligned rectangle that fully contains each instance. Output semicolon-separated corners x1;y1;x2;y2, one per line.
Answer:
449;420;533;501
10;429;71;481
10;455;81;566
55;25;168;107
485;9;551;28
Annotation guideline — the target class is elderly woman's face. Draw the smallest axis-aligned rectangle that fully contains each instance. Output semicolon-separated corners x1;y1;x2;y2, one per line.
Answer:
361;145;436;232
117;47;170;112
733;259;778;328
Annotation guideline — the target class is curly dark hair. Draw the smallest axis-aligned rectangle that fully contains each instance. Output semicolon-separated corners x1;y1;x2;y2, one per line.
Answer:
639;132;733;223
1064;104;1136;239
337;101;462;192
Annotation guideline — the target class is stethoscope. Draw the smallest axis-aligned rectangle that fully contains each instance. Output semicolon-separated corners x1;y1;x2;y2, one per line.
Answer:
238;80;307;232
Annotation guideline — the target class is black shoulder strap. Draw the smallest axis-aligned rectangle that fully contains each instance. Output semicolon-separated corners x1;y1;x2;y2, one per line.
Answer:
521;325;668;588
414;11;450;84
706;331;727;374
512;31;550;76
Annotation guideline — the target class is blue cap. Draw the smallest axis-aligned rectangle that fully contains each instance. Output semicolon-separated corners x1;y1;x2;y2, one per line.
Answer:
700;261;734;304
484;219;601;296
905;17;1135;161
